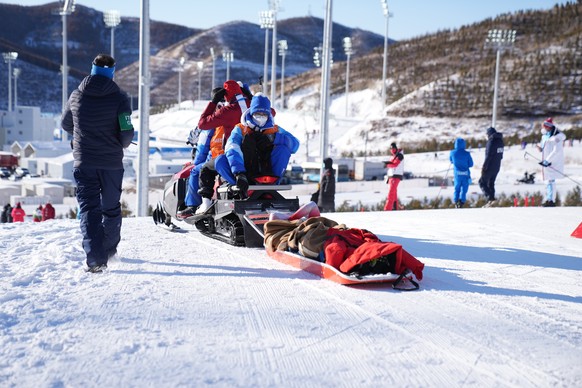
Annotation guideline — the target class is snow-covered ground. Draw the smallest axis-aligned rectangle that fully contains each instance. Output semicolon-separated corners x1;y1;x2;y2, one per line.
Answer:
1;206;581;387
2;80;581;387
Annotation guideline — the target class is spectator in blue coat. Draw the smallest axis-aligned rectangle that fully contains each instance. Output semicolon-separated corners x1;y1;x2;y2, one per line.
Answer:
449;138;474;208
61;54;134;273
479;127;504;206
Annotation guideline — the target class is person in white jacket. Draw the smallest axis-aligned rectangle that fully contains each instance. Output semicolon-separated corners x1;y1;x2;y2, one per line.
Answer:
536;118;566;207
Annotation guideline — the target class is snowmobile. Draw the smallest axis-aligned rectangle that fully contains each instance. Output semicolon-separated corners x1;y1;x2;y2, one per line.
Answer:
516;171;535;184
152;164;300;247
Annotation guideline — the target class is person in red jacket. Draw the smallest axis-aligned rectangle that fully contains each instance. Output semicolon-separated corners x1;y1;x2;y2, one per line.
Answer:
42;202;56;221
11;202;26;222
383;142;405;211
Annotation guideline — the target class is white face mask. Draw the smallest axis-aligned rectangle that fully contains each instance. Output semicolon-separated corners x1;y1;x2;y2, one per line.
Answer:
252;113;268;127
540;128;548;135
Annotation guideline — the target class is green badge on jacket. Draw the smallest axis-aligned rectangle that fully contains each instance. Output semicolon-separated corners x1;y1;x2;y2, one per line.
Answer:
118;113;133;131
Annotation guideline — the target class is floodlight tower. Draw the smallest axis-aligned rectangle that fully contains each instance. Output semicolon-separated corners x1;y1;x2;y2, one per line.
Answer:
13;67;21;108
380;0;392;110
197;61;204;101
485;29;517;129
259;10;274;93
269;0;281;105
59;0;76;115
103;10;121;58
343;37;353;116
278;40;288;109
2;52;18;112
222;50;233;80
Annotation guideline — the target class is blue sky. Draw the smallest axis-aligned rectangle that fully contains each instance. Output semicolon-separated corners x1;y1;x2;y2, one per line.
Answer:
2;1;569;40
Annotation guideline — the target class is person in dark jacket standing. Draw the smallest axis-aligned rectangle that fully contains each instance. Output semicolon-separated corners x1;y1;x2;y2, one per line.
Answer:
61;54;134;273
317;157;336;212
479;127;504;207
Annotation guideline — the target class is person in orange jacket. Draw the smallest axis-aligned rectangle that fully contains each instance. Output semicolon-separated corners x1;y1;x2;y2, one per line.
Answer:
11;202;26;222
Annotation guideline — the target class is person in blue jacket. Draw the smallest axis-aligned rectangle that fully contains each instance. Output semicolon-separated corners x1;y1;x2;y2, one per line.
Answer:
222;93;299;197
449;137;474;208
61;54;134;273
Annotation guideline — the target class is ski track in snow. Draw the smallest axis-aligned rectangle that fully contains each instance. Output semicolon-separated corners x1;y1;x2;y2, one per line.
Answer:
1;209;581;387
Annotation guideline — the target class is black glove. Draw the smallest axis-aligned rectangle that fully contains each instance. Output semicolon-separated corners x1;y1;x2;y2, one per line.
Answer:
70;140;74;150
235;173;249;197
211;88;226;104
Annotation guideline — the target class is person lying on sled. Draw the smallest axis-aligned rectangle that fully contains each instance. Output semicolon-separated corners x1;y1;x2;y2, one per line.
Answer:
221;92;300;198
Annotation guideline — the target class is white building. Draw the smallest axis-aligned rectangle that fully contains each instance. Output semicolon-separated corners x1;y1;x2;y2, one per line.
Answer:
0;106;59;146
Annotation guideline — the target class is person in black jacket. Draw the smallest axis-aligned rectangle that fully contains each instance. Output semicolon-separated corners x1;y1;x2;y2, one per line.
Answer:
479;127;504;206
61;54;134;273
317;157;336;212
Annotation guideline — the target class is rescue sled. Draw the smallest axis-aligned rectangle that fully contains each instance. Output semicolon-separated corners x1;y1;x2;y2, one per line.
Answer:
265;248;416;287
152;165;300;247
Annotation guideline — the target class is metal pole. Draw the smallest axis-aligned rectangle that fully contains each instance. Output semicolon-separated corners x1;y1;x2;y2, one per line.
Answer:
319;0;333;175
381;4;389;109
270;2;279;105
263;28;270;93
137;0;150;217
13;68;20;108
210;47;215;96
7;58;12;112
345;53;350;116
62;13;68;115
492;49;501;128
110;27;115;58
280;42;286;109
197;61;203;101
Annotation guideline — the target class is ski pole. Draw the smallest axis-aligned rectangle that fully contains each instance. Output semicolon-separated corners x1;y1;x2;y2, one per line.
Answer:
435;163;452;207
524;151;581;187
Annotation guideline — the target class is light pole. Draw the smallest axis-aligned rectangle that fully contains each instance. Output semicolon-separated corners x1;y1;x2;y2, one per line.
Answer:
259;10;273;93
2;52;18;112
269;0;281;105
222;50;233;81
13;68;21;108
197;61;204;101
343;37;353;116
485;29;516;129
209;47;216;95
380;0;392;110
59;0;75;116
103;10;121;58
278;40;287;109
319;0;333;173
174;56;185;106
137;0;151;217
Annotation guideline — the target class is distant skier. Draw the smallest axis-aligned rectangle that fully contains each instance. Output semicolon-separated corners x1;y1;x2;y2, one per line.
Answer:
536;117;566;207
449;138;474;208
479;127;504;207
